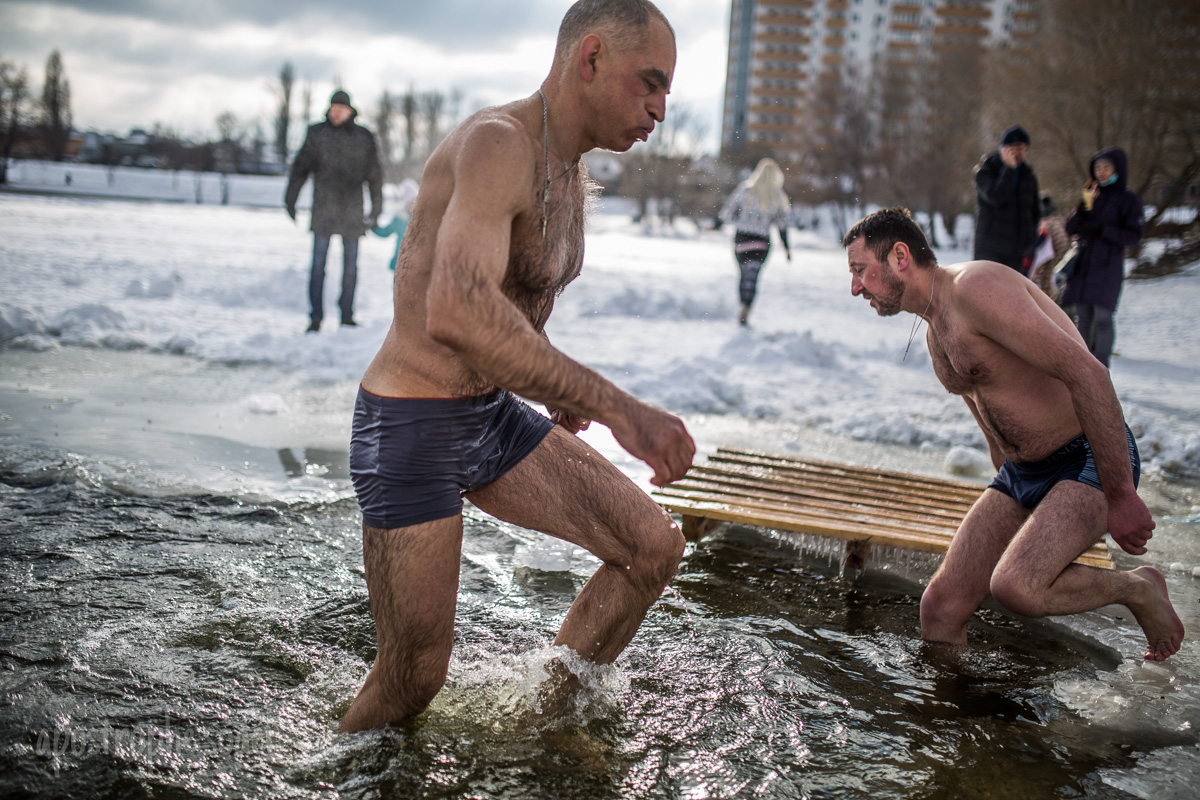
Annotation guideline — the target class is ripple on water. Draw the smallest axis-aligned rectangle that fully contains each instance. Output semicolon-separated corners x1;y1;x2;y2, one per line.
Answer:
2;471;1197;798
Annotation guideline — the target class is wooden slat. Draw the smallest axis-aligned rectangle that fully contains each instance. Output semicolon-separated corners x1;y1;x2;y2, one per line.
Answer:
653;448;1113;570
711;451;984;503
657;484;960;537
672;468;974;521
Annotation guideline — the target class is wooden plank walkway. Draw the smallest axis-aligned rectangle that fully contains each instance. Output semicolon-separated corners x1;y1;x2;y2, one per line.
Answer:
652;447;1114;570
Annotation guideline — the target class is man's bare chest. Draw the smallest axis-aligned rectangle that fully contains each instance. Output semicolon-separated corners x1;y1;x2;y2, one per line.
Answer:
504;193;586;321
928;324;996;395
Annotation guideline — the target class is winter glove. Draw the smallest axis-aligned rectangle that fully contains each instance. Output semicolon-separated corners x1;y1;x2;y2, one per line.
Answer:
1081;183;1097;211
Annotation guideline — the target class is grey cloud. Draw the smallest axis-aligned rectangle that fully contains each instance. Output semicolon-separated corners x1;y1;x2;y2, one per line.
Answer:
0;12;338;87
27;0;571;51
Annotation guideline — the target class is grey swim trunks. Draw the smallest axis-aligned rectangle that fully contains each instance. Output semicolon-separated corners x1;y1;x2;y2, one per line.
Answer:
350;386;554;529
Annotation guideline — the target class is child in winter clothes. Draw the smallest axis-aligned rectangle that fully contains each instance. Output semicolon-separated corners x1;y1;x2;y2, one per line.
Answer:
371;178;420;271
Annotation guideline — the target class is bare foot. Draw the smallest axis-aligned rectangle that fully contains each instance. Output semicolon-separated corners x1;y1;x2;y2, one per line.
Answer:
1128;566;1185;661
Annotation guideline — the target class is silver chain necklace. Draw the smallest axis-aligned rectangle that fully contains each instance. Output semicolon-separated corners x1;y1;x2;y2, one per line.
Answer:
903;271;936;361
537;89;576;240
539;88;550;239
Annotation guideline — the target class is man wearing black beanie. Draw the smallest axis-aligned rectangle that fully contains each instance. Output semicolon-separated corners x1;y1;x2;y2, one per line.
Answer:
285;89;384;332
972;124;1041;272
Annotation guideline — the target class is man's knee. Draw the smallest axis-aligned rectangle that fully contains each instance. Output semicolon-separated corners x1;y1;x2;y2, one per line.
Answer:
989;569;1041;618
623;512;685;593
920;574;974;631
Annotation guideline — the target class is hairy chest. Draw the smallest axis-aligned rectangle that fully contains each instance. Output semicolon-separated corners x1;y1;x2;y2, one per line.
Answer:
927;322;995;395
504;168;590;328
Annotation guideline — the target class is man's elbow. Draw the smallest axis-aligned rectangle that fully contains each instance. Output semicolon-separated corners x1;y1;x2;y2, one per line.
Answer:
427;288;494;357
425;297;469;350
1061;349;1114;390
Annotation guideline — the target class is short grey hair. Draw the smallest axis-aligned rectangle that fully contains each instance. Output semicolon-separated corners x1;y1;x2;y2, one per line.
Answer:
554;0;674;60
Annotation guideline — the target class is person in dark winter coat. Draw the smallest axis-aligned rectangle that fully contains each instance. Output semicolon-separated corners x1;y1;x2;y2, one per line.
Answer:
973;124;1041;271
1062;147;1144;368
285;90;384;332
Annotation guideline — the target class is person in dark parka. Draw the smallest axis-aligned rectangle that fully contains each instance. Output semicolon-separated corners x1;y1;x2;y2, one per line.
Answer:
973;124;1041;271
1062;147;1144;368
285;90;383;332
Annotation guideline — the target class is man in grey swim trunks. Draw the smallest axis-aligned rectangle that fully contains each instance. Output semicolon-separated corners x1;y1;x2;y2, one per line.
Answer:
843;208;1183;661
342;0;694;732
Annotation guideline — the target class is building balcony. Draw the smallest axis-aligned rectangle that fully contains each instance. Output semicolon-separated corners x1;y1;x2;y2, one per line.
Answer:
752;68;808;80
749;98;803;111
757;32;813;44
758;13;811;26
935;6;991;19
752;85;809;98
932;23;988;37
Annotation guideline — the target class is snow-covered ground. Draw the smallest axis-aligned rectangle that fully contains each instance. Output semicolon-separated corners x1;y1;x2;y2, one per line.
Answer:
3;161;1199;482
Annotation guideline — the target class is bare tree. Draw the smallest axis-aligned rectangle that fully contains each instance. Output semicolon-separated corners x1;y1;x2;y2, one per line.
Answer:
301;80;312;128
215;111;242;173
274;61;294;164
388;88;466;168
374;89;397;173
875;40;986;245
805;64;878;238
1;61;30;183
985;0;1200;272
216;111;238;144
401;86;417;163
419;90;445;158
620;102;725;226
41;49;71;161
250;120;266;167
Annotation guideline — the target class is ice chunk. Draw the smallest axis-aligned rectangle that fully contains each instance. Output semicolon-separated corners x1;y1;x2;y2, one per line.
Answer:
944;445;991;477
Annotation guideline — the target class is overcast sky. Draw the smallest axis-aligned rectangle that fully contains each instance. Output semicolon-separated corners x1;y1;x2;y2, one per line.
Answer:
0;0;731;151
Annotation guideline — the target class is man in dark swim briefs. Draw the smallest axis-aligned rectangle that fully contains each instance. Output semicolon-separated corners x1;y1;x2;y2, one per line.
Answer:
988;425;1139;510
341;0;694;732
843;208;1183;662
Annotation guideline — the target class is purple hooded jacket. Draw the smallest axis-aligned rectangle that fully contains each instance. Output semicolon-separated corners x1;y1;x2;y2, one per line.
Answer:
1061;147;1143;310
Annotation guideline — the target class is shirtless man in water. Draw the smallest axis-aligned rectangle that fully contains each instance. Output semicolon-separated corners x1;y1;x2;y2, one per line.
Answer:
843;208;1183;661
341;0;693;732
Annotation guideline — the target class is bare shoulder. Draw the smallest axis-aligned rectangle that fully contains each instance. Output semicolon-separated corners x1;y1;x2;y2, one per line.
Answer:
444;104;537;193
951;261;1035;314
952;260;1023;293
950;260;1081;347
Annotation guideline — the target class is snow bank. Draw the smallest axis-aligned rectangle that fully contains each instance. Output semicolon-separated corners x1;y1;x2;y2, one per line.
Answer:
3;183;1200;477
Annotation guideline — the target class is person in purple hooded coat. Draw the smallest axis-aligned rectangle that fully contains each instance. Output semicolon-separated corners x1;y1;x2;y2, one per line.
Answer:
1061;147;1144;368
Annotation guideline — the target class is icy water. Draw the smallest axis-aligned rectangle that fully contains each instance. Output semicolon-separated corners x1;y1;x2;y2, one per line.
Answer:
2;353;1200;800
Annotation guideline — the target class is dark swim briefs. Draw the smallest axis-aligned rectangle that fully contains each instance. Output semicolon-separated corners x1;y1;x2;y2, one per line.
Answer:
349;386;554;529
988;424;1141;510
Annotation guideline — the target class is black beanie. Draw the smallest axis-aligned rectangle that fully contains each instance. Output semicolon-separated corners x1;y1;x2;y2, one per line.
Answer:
1000;125;1030;146
330;90;352;108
